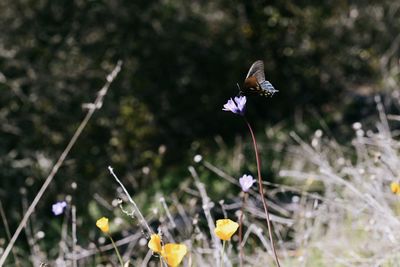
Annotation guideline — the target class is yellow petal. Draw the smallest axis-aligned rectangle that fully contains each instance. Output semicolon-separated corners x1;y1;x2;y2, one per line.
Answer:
96;217;109;233
391;182;400;194
161;243;187;267
148;234;162;253
214;219;239;241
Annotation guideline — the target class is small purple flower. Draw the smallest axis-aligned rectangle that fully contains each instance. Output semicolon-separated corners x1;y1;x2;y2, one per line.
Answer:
223;96;247;115
239;174;256;192
52;201;67;216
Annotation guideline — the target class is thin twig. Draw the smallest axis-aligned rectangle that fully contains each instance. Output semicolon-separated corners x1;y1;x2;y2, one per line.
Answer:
160;196;177;228
238;192;247;267
21;193;42;266
71;205;77;267
0;200;21;267
108;166;152;235
0;60;123;266
71;233;141;260
188;166;223;267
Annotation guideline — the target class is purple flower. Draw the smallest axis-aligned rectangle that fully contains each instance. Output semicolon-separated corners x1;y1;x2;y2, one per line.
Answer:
222;96;247;115
239;174;256;192
52;201;67;216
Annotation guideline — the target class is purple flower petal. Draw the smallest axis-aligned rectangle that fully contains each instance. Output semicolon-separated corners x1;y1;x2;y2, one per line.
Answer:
234;96;246;112
222;98;239;113
222;96;247;115
52;201;67;216
239;174;256;192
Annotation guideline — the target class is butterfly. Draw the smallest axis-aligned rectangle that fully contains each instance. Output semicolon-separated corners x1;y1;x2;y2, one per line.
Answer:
239;60;278;97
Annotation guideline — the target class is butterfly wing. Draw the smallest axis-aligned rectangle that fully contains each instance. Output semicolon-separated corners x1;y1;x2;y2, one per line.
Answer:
242;60;278;97
245;60;265;82
259;80;278;96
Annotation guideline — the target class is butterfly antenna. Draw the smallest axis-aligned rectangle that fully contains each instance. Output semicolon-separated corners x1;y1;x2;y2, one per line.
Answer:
236;82;242;96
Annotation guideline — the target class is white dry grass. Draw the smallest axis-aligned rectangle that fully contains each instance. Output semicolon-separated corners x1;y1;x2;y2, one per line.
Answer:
280;96;400;267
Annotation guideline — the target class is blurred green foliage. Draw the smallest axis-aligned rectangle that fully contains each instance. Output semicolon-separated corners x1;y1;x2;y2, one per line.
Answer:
0;0;399;262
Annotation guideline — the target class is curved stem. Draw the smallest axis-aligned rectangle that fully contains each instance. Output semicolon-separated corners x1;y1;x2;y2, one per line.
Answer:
244;117;281;267
108;234;124;267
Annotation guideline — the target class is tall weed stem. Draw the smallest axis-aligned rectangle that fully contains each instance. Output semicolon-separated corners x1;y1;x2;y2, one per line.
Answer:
244;117;281;267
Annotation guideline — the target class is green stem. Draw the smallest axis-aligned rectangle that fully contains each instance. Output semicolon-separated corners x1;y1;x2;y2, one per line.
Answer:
219;240;226;267
244;117;281;267
108;234;124;267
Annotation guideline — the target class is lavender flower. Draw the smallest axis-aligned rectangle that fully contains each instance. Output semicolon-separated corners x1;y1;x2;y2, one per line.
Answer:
239;174;256;192
223;96;247;115
52;201;67;216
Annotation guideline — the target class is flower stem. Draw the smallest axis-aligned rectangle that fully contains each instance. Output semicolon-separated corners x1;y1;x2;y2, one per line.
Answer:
219;240;226;267
108;234;124;267
238;193;247;267
244;118;281;267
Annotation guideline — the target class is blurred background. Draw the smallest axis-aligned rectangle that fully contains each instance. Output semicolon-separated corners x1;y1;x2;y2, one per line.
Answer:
1;0;400;266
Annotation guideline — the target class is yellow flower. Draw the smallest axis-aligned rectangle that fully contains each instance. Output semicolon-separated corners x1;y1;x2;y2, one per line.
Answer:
96;217;109;233
147;231;187;266
391;182;400;195
148;234;162;253
214;219;239;241
161;243;187;267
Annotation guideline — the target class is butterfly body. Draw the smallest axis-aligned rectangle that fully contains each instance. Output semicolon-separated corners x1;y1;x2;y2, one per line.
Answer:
240;60;278;97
